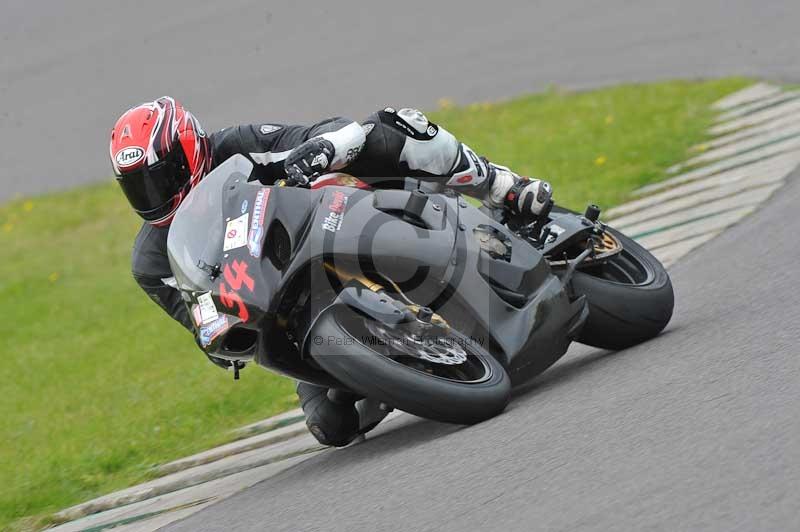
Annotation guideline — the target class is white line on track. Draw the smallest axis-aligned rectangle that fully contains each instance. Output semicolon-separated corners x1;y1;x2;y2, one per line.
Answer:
613;83;799;263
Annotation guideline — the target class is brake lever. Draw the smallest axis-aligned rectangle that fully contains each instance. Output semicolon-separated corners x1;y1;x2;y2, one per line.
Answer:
280;175;301;187
514;199;556;247
530;199;555;242
278;176;311;189
282;165;313;188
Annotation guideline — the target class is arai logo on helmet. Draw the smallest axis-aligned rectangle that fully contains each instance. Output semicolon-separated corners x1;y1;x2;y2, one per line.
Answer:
115;146;145;168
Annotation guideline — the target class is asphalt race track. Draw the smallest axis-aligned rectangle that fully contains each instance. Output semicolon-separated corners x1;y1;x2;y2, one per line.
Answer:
5;1;800;530
165;170;800;531
2;0;800;203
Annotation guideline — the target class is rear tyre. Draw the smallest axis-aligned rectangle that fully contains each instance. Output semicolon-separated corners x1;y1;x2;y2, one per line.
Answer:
572;226;674;350
306;308;511;425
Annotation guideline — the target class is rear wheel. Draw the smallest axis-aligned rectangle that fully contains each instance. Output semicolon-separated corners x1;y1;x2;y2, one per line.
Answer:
572;226;674;350
307;307;511;425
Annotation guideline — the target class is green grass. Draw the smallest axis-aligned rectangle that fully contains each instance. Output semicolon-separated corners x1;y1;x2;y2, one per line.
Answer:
0;186;299;530
0;77;750;530
430;78;750;210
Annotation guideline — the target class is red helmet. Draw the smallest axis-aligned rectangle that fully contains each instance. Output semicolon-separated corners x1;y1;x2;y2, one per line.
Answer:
110;96;211;226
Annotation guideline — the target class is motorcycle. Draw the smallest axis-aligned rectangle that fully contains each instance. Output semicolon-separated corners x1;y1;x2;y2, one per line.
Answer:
167;154;674;425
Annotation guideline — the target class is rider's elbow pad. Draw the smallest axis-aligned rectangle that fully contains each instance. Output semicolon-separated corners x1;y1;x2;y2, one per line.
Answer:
318;122;367;170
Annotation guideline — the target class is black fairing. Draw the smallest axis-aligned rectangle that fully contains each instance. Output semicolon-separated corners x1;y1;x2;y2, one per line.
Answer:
169;155;586;387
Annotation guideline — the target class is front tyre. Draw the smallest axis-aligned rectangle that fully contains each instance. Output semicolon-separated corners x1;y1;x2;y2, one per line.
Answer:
306;308;511;425
572;226;674;350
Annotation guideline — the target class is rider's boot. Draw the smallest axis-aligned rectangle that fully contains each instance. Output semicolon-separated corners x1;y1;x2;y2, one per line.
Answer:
297;382;360;447
297;383;391;447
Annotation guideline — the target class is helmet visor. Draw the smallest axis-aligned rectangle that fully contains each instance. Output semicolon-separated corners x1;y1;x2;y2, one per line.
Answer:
117;150;190;221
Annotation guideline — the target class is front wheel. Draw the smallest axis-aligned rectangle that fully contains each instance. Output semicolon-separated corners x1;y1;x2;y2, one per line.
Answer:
571;226;674;350
306;307;511;425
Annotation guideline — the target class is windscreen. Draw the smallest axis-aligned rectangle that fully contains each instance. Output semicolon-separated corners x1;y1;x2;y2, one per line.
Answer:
167;155;254;292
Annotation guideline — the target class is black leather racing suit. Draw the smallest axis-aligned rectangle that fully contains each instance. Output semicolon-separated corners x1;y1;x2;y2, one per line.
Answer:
132;107;504;336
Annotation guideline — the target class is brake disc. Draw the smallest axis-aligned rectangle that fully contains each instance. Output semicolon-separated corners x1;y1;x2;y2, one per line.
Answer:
365;321;468;365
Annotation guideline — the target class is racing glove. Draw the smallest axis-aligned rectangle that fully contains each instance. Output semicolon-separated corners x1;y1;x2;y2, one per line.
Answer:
504;177;553;217
284;138;336;186
484;164;552;218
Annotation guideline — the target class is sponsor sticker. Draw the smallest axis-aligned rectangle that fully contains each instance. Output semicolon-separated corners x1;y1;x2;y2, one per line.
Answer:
199;315;229;347
427;125;437;137
241;200;249;214
223;213;249;251
115;146;145;167
247;188;271;257
197;291;219;325
362;123;375;136
260;124;282;135
321;190;348;233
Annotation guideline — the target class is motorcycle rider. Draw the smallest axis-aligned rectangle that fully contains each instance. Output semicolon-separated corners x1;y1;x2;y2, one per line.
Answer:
110;96;553;447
